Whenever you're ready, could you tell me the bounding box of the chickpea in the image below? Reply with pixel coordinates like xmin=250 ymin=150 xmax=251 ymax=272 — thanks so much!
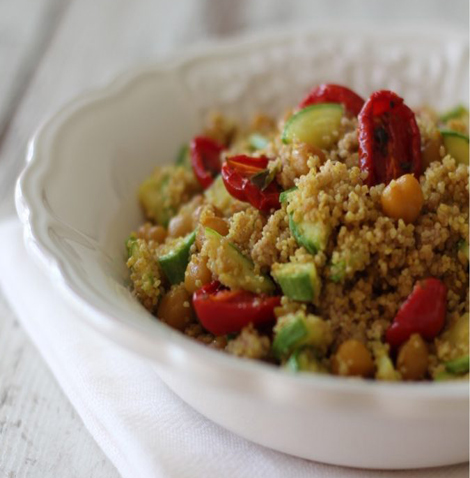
xmin=184 ymin=255 xmax=212 ymax=293
xmin=200 ymin=216 xmax=229 ymax=236
xmin=290 ymin=144 xmax=326 ymax=177
xmin=136 ymin=223 xmax=167 ymax=243
xmin=210 ymin=336 xmax=228 ymax=349
xmin=397 ymin=334 xmax=429 ymax=381
xmin=381 ymin=174 xmax=424 ymax=224
xmin=421 ymin=130 xmax=443 ymax=170
xmin=331 ymin=339 xmax=375 ymax=378
xmin=157 ymin=285 xmax=193 ymax=331
xmin=192 ymin=205 xmax=205 ymax=227
xmin=168 ymin=211 xmax=193 ymax=238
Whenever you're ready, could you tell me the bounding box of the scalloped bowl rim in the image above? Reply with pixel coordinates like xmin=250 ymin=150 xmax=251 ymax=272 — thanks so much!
xmin=15 ymin=25 xmax=469 ymax=410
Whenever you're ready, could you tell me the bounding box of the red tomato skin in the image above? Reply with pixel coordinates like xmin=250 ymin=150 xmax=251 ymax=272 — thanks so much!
xmin=221 ymin=155 xmax=280 ymax=213
xmin=358 ymin=90 xmax=422 ymax=186
xmin=193 ymin=281 xmax=280 ymax=336
xmin=190 ymin=136 xmax=225 ymax=189
xmin=299 ymin=83 xmax=365 ymax=116
xmin=386 ymin=278 xmax=447 ymax=349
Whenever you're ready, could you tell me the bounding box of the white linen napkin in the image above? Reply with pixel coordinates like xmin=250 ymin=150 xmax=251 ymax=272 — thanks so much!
xmin=0 ymin=217 xmax=467 ymax=478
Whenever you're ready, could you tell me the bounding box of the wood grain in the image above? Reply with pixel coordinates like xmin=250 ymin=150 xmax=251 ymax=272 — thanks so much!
xmin=0 ymin=296 xmax=118 ymax=478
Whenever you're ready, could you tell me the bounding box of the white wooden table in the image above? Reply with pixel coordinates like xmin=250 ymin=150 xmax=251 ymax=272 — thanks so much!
xmin=0 ymin=1 xmax=468 ymax=476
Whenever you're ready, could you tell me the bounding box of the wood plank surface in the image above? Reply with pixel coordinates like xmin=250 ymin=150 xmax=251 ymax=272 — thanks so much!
xmin=0 ymin=0 xmax=468 ymax=477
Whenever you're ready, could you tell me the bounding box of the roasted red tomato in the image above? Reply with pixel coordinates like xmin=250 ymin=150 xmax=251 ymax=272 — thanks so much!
xmin=193 ymin=281 xmax=281 ymax=335
xmin=221 ymin=155 xmax=281 ymax=212
xmin=190 ymin=136 xmax=225 ymax=189
xmin=299 ymin=83 xmax=365 ymax=116
xmin=386 ymin=278 xmax=447 ymax=349
xmin=358 ymin=90 xmax=422 ymax=186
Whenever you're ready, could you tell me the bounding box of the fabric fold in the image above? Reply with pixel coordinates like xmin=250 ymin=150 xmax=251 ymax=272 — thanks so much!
xmin=0 ymin=218 xmax=467 ymax=478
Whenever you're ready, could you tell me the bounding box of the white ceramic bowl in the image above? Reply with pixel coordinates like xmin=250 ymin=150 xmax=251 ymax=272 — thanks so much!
xmin=16 ymin=27 xmax=469 ymax=469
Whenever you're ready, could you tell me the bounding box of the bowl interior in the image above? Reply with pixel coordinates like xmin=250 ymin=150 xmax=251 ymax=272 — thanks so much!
xmin=18 ymin=26 xmax=469 ymax=381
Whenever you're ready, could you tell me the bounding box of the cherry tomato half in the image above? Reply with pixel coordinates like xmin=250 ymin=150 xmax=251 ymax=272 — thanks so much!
xmin=193 ymin=281 xmax=281 ymax=335
xmin=221 ymin=155 xmax=281 ymax=212
xmin=358 ymin=90 xmax=422 ymax=187
xmin=190 ymin=136 xmax=225 ymax=189
xmin=299 ymin=83 xmax=365 ymax=116
xmin=386 ymin=278 xmax=447 ymax=349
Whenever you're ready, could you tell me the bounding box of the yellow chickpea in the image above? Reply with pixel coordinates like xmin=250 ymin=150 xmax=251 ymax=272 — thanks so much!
xmin=381 ymin=174 xmax=424 ymax=224
xmin=201 ymin=216 xmax=229 ymax=236
xmin=331 ymin=339 xmax=375 ymax=378
xmin=136 ymin=223 xmax=167 ymax=243
xmin=168 ymin=211 xmax=193 ymax=238
xmin=157 ymin=285 xmax=193 ymax=331
xmin=397 ymin=334 xmax=429 ymax=381
xmin=421 ymin=130 xmax=443 ymax=170
xmin=184 ymin=255 xmax=212 ymax=293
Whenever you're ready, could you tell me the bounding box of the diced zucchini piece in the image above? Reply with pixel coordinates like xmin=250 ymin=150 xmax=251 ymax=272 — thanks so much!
xmin=289 ymin=214 xmax=331 ymax=255
xmin=273 ymin=312 xmax=332 ymax=360
xmin=249 ymin=133 xmax=269 ymax=151
xmin=329 ymin=260 xmax=346 ymax=283
xmin=204 ymin=227 xmax=275 ymax=294
xmin=440 ymin=129 xmax=469 ymax=165
xmin=279 ymin=186 xmax=298 ymax=204
xmin=439 ymin=313 xmax=469 ymax=358
xmin=175 ymin=144 xmax=191 ymax=170
xmin=139 ymin=174 xmax=174 ymax=227
xmin=126 ymin=234 xmax=138 ymax=258
xmin=375 ymin=353 xmax=400 ymax=381
xmin=282 ymin=187 xmax=330 ymax=255
xmin=329 ymin=248 xmax=367 ymax=283
xmin=458 ymin=239 xmax=469 ymax=261
xmin=285 ymin=346 xmax=326 ymax=373
xmin=440 ymin=105 xmax=469 ymax=123
xmin=445 ymin=355 xmax=469 ymax=375
xmin=272 ymin=262 xmax=321 ymax=302
xmin=282 ymin=103 xmax=343 ymax=149
xmin=204 ymin=175 xmax=234 ymax=212
xmin=434 ymin=370 xmax=456 ymax=381
xmin=158 ymin=231 xmax=196 ymax=285
xmin=281 ymin=186 xmax=330 ymax=254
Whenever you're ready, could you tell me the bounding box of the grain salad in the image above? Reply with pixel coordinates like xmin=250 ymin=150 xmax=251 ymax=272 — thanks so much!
xmin=126 ymin=84 xmax=469 ymax=381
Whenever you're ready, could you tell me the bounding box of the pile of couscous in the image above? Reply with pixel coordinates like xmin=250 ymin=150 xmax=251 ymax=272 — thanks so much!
xmin=126 ymin=84 xmax=469 ymax=381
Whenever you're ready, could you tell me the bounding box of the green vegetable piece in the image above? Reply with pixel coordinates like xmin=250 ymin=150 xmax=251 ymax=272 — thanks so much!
xmin=139 ymin=174 xmax=175 ymax=227
xmin=288 ymin=214 xmax=331 ymax=255
xmin=445 ymin=355 xmax=469 ymax=375
xmin=204 ymin=175 xmax=234 ymax=212
xmin=375 ymin=353 xmax=400 ymax=381
xmin=126 ymin=234 xmax=138 ymax=258
xmin=434 ymin=370 xmax=455 ymax=381
xmin=249 ymin=133 xmax=269 ymax=151
xmin=250 ymin=167 xmax=277 ymax=191
xmin=273 ymin=317 xmax=309 ymax=360
xmin=204 ymin=227 xmax=275 ymax=294
xmin=285 ymin=346 xmax=326 ymax=373
xmin=281 ymin=186 xmax=330 ymax=254
xmin=440 ymin=129 xmax=469 ymax=165
xmin=158 ymin=231 xmax=196 ymax=285
xmin=440 ymin=105 xmax=469 ymax=123
xmin=438 ymin=313 xmax=469 ymax=359
xmin=272 ymin=262 xmax=321 ymax=302
xmin=329 ymin=260 xmax=346 ymax=283
xmin=273 ymin=312 xmax=332 ymax=360
xmin=279 ymin=187 xmax=298 ymax=204
xmin=175 ymin=144 xmax=191 ymax=169
xmin=282 ymin=103 xmax=344 ymax=149
xmin=458 ymin=239 xmax=469 ymax=261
